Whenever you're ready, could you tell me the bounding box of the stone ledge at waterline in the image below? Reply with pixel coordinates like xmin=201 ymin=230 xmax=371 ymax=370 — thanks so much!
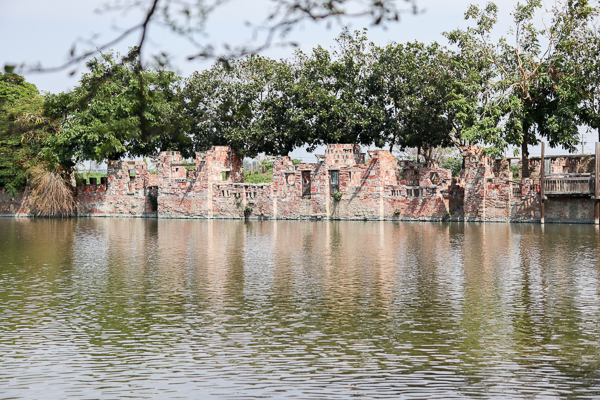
xmin=2 ymin=144 xmax=599 ymax=223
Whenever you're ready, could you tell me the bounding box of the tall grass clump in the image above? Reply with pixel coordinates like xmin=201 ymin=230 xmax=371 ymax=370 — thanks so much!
xmin=27 ymin=167 xmax=75 ymax=217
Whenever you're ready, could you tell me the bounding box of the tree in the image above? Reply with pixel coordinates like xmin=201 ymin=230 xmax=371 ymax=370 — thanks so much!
xmin=443 ymin=14 xmax=502 ymax=153
xmin=572 ymin=21 xmax=600 ymax=142
xmin=44 ymin=48 xmax=184 ymax=167
xmin=371 ymin=41 xmax=459 ymax=160
xmin=0 ymin=73 xmax=57 ymax=195
xmin=297 ymin=29 xmax=377 ymax=148
xmin=182 ymin=32 xmax=378 ymax=158
xmin=252 ymin=56 xmax=320 ymax=155
xmin=182 ymin=55 xmax=280 ymax=158
xmin=448 ymin=1 xmax=595 ymax=177
xmin=4 ymin=1 xmax=422 ymax=160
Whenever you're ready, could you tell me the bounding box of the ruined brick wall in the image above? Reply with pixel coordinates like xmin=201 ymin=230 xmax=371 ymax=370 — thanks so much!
xmin=210 ymin=183 xmax=273 ymax=218
xmin=458 ymin=147 xmax=494 ymax=219
xmin=4 ymin=144 xmax=599 ymax=223
xmin=325 ymin=144 xmax=364 ymax=167
xmin=196 ymin=146 xmax=243 ymax=184
xmin=383 ymin=158 xmax=453 ymax=220
xmin=156 ymin=147 xmax=244 ymax=218
xmin=77 ymin=160 xmax=156 ymax=216
xmin=271 ymin=157 xmax=316 ymax=218
xmin=157 ymin=151 xmax=209 ymax=217
xmin=0 ymin=188 xmax=30 ymax=215
xmin=545 ymin=197 xmax=595 ymax=222
xmin=520 ymin=155 xmax=595 ymax=179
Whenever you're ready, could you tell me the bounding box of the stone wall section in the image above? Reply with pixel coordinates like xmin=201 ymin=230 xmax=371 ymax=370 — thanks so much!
xmin=2 ymin=144 xmax=600 ymax=223
xmin=0 ymin=188 xmax=31 ymax=216
xmin=77 ymin=160 xmax=156 ymax=216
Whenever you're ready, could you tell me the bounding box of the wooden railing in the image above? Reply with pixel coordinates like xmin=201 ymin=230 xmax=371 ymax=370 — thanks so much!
xmin=544 ymin=174 xmax=594 ymax=195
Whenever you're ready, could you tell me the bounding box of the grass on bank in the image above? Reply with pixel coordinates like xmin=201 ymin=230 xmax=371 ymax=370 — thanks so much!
xmin=75 ymin=172 xmax=108 ymax=185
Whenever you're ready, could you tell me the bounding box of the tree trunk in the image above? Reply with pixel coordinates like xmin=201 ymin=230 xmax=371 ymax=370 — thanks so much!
xmin=521 ymin=134 xmax=530 ymax=179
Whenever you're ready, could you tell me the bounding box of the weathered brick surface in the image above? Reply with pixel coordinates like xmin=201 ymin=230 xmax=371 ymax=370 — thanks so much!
xmin=77 ymin=160 xmax=156 ymax=216
xmin=2 ymin=144 xmax=599 ymax=223
xmin=0 ymin=188 xmax=31 ymax=216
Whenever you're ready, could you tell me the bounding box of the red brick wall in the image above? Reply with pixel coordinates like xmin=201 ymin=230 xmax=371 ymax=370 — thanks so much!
xmin=1 ymin=144 xmax=597 ymax=223
xmin=77 ymin=160 xmax=156 ymax=216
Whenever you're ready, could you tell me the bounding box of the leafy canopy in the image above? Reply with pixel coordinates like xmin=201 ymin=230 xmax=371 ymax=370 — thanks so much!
xmin=44 ymin=48 xmax=184 ymax=165
xmin=0 ymin=73 xmax=57 ymax=195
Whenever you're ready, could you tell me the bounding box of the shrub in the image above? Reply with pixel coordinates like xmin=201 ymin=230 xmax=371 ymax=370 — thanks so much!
xmin=244 ymin=170 xmax=273 ymax=183
xmin=26 ymin=167 xmax=75 ymax=217
xmin=332 ymin=191 xmax=343 ymax=201
xmin=510 ymin=164 xmax=519 ymax=179
xmin=394 ymin=209 xmax=401 ymax=216
xmin=244 ymin=205 xmax=253 ymax=217
xmin=442 ymin=157 xmax=463 ymax=177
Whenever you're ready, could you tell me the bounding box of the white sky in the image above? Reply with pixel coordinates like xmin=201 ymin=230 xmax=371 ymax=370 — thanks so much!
xmin=1 ymin=0 xmax=595 ymax=160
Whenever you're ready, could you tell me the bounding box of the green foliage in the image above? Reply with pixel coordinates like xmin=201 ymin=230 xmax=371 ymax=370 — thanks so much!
xmin=244 ymin=205 xmax=253 ymax=217
xmin=292 ymin=159 xmax=302 ymax=165
xmin=244 ymin=170 xmax=273 ymax=184
xmin=445 ymin=1 xmax=595 ymax=176
xmin=442 ymin=157 xmax=462 ymax=177
xmin=332 ymin=191 xmax=343 ymax=201
xmin=44 ymin=48 xmax=184 ymax=167
xmin=75 ymin=171 xmax=107 ymax=185
xmin=243 ymin=159 xmax=274 ymax=183
xmin=372 ymin=40 xmax=462 ymax=154
xmin=0 ymin=72 xmax=57 ymax=195
xmin=510 ymin=164 xmax=520 ymax=179
xmin=569 ymin=9 xmax=600 ymax=141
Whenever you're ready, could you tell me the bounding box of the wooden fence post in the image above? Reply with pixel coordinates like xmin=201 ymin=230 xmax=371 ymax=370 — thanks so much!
xmin=540 ymin=142 xmax=545 ymax=224
xmin=595 ymin=142 xmax=599 ymax=225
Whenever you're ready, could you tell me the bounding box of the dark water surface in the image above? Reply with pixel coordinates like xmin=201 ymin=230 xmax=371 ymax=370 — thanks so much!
xmin=1 ymin=219 xmax=600 ymax=399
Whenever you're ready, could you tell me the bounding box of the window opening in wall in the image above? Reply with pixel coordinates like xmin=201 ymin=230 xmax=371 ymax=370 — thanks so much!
xmin=127 ymin=169 xmax=136 ymax=193
xmin=285 ymin=173 xmax=296 ymax=185
xmin=222 ymin=171 xmax=230 ymax=181
xmin=302 ymin=171 xmax=311 ymax=198
xmin=330 ymin=170 xmax=339 ymax=193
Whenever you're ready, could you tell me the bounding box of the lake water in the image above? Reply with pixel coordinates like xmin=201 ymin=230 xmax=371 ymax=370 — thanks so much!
xmin=1 ymin=219 xmax=600 ymax=399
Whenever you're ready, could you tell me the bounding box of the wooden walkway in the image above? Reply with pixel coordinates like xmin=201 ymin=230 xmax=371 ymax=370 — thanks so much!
xmin=539 ymin=142 xmax=600 ymax=224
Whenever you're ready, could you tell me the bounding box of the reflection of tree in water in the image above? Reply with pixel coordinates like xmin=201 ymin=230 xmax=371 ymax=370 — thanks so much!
xmin=4 ymin=219 xmax=600 ymax=397
xmin=0 ymin=219 xmax=76 ymax=329
xmin=508 ymin=224 xmax=600 ymax=390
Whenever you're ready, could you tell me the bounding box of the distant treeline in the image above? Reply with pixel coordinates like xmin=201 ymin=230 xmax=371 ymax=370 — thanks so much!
xmin=2 ymin=0 xmax=600 ymax=195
